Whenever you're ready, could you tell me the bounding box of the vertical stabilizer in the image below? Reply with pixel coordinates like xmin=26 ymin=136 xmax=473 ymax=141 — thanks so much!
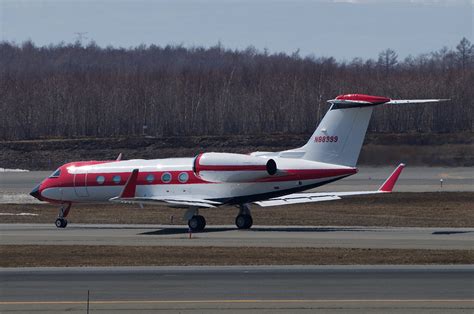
xmin=301 ymin=94 xmax=390 ymax=167
xmin=302 ymin=106 xmax=373 ymax=167
xmin=298 ymin=94 xmax=448 ymax=167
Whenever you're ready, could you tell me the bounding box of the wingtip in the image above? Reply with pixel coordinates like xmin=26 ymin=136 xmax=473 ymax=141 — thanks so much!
xmin=119 ymin=169 xmax=139 ymax=198
xmin=378 ymin=163 xmax=406 ymax=192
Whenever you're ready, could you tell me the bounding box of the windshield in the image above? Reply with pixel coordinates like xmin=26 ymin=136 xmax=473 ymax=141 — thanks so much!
xmin=49 ymin=169 xmax=61 ymax=178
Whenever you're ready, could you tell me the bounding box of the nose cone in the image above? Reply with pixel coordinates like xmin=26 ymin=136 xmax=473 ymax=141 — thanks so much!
xmin=30 ymin=184 xmax=42 ymax=200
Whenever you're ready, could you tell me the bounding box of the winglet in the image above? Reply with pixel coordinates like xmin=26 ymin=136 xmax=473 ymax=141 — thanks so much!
xmin=378 ymin=163 xmax=405 ymax=192
xmin=120 ymin=169 xmax=139 ymax=198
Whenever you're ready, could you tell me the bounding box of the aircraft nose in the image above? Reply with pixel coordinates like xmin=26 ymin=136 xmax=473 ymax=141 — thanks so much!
xmin=30 ymin=184 xmax=42 ymax=200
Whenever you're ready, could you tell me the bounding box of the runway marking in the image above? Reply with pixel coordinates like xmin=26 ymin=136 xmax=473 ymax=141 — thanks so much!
xmin=1 ymin=299 xmax=474 ymax=305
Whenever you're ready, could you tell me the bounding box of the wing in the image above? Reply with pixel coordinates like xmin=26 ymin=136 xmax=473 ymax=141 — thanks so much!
xmin=108 ymin=168 xmax=222 ymax=208
xmin=110 ymin=196 xmax=222 ymax=208
xmin=254 ymin=163 xmax=405 ymax=207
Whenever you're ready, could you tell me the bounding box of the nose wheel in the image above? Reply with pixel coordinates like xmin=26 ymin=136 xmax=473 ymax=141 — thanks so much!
xmin=55 ymin=203 xmax=71 ymax=229
xmin=55 ymin=218 xmax=68 ymax=228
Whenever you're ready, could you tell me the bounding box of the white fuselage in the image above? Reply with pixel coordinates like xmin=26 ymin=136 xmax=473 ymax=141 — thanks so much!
xmin=39 ymin=156 xmax=357 ymax=205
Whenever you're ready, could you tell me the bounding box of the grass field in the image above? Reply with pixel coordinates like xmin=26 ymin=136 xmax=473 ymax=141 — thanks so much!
xmin=1 ymin=245 xmax=472 ymax=267
xmin=2 ymin=192 xmax=473 ymax=227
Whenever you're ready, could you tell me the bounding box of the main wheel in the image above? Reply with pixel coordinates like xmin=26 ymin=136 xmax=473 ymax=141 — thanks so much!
xmin=188 ymin=215 xmax=206 ymax=231
xmin=235 ymin=214 xmax=253 ymax=229
xmin=197 ymin=215 xmax=206 ymax=230
xmin=55 ymin=218 xmax=67 ymax=228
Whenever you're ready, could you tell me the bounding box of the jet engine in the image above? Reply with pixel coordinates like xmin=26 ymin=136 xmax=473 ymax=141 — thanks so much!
xmin=193 ymin=152 xmax=277 ymax=183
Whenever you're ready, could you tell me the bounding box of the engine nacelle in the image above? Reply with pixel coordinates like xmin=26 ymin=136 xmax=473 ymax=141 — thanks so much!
xmin=193 ymin=152 xmax=277 ymax=183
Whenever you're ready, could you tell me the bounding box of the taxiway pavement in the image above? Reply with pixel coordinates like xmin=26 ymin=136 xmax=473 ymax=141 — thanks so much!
xmin=1 ymin=223 xmax=473 ymax=250
xmin=0 ymin=266 xmax=472 ymax=313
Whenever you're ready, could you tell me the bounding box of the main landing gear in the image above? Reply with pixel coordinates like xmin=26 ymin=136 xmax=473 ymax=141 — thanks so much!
xmin=185 ymin=207 xmax=206 ymax=232
xmin=184 ymin=204 xmax=254 ymax=232
xmin=55 ymin=203 xmax=71 ymax=228
xmin=235 ymin=204 xmax=253 ymax=229
xmin=188 ymin=215 xmax=206 ymax=232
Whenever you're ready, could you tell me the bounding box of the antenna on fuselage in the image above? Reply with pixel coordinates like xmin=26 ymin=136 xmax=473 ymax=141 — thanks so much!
xmin=116 ymin=153 xmax=123 ymax=161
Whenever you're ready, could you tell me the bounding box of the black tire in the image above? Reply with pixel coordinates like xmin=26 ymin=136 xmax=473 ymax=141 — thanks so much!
xmin=55 ymin=218 xmax=67 ymax=228
xmin=188 ymin=215 xmax=206 ymax=232
xmin=197 ymin=215 xmax=206 ymax=231
xmin=236 ymin=214 xmax=253 ymax=229
xmin=244 ymin=215 xmax=253 ymax=229
xmin=188 ymin=216 xmax=200 ymax=231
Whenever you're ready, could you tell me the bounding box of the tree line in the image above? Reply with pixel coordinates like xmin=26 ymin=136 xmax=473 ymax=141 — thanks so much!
xmin=0 ymin=38 xmax=472 ymax=141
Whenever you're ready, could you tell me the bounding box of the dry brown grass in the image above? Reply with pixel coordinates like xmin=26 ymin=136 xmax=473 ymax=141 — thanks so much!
xmin=1 ymin=245 xmax=472 ymax=267
xmin=2 ymin=192 xmax=473 ymax=227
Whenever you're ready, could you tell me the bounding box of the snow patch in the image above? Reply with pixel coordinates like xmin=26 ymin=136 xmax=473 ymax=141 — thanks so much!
xmin=0 ymin=168 xmax=30 ymax=172
xmin=0 ymin=212 xmax=39 ymax=216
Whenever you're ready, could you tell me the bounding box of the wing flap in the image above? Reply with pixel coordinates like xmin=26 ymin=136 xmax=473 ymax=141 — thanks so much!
xmin=255 ymin=195 xmax=341 ymax=207
xmin=110 ymin=195 xmax=221 ymax=208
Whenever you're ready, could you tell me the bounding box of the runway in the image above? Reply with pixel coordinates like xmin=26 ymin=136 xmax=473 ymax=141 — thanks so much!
xmin=1 ymin=266 xmax=472 ymax=313
xmin=1 ymin=167 xmax=473 ymax=203
xmin=1 ymin=223 xmax=473 ymax=250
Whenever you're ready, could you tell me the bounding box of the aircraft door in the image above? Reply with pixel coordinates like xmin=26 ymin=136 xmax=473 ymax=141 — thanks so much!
xmin=74 ymin=172 xmax=89 ymax=197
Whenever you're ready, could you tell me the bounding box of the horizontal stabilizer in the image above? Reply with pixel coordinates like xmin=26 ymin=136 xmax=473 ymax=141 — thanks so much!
xmin=329 ymin=94 xmax=449 ymax=108
xmin=386 ymin=99 xmax=450 ymax=105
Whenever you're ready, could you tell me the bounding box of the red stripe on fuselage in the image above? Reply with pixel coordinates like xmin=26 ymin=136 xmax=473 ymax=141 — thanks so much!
xmin=40 ymin=166 xmax=356 ymax=190
xmin=197 ymin=165 xmax=268 ymax=172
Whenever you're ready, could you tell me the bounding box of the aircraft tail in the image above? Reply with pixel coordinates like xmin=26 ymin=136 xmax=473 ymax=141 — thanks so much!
xmin=299 ymin=94 xmax=448 ymax=167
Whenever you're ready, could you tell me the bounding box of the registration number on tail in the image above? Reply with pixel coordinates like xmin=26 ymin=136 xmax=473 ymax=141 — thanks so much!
xmin=314 ymin=136 xmax=338 ymax=143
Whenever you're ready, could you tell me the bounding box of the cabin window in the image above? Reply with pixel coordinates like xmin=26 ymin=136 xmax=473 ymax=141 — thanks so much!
xmin=96 ymin=175 xmax=105 ymax=185
xmin=161 ymin=172 xmax=172 ymax=183
xmin=49 ymin=169 xmax=61 ymax=178
xmin=178 ymin=172 xmax=189 ymax=183
xmin=146 ymin=174 xmax=155 ymax=183
xmin=112 ymin=175 xmax=121 ymax=184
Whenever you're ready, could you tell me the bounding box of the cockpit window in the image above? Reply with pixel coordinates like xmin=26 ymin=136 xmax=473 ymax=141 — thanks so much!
xmin=49 ymin=169 xmax=61 ymax=178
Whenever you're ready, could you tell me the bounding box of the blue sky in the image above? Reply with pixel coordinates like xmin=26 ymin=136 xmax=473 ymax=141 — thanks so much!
xmin=1 ymin=0 xmax=472 ymax=60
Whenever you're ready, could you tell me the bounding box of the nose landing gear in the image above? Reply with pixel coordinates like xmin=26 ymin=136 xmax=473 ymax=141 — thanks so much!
xmin=55 ymin=203 xmax=71 ymax=228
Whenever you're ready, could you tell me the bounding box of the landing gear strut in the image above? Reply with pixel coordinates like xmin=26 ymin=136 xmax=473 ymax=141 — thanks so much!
xmin=235 ymin=204 xmax=253 ymax=229
xmin=55 ymin=203 xmax=71 ymax=228
xmin=185 ymin=207 xmax=206 ymax=232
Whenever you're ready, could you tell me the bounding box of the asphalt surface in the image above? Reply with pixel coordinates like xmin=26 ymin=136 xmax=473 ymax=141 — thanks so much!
xmin=1 ymin=167 xmax=473 ymax=204
xmin=1 ymin=223 xmax=473 ymax=250
xmin=0 ymin=266 xmax=472 ymax=313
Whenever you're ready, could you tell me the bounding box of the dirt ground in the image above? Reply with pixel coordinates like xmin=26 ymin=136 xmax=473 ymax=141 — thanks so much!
xmin=1 ymin=192 xmax=473 ymax=227
xmin=1 ymin=245 xmax=472 ymax=267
